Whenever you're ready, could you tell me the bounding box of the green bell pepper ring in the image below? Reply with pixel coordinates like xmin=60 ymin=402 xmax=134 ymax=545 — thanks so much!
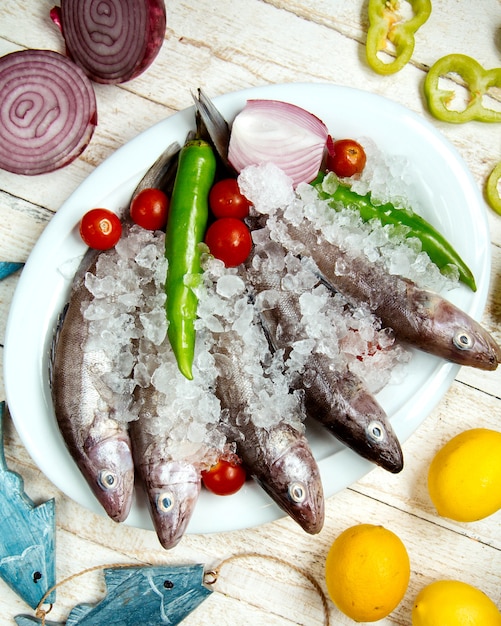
xmin=486 ymin=161 xmax=501 ymax=215
xmin=312 ymin=173 xmax=477 ymax=292
xmin=424 ymin=54 xmax=501 ymax=123
xmin=366 ymin=0 xmax=431 ymax=75
xmin=165 ymin=138 xmax=216 ymax=380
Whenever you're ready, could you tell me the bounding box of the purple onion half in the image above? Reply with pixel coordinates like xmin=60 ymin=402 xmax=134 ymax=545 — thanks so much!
xmin=0 ymin=49 xmax=97 ymax=176
xmin=58 ymin=0 xmax=167 ymax=84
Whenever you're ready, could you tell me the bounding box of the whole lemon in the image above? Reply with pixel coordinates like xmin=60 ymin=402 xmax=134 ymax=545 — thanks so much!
xmin=427 ymin=428 xmax=501 ymax=522
xmin=412 ymin=580 xmax=501 ymax=625
xmin=325 ymin=523 xmax=410 ymax=622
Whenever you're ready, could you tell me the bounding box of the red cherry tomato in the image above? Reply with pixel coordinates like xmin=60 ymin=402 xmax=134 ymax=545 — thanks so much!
xmin=204 ymin=217 xmax=253 ymax=267
xmin=325 ymin=137 xmax=367 ymax=178
xmin=79 ymin=208 xmax=122 ymax=250
xmin=130 ymin=187 xmax=169 ymax=231
xmin=209 ymin=178 xmax=251 ymax=219
xmin=201 ymin=459 xmax=246 ymax=496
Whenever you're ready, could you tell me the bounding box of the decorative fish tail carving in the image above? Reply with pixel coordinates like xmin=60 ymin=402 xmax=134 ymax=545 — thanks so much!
xmin=0 ymin=401 xmax=56 ymax=609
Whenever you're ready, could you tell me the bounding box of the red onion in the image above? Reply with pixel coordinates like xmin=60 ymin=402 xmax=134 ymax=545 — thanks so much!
xmin=228 ymin=99 xmax=329 ymax=187
xmin=0 ymin=49 xmax=97 ymax=176
xmin=56 ymin=0 xmax=167 ymax=84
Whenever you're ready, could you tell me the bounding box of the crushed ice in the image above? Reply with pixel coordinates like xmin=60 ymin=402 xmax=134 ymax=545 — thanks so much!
xmin=78 ymin=145 xmax=459 ymax=467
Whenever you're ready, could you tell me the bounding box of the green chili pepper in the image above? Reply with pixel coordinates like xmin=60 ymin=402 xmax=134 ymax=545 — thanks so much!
xmin=366 ymin=0 xmax=431 ymax=75
xmin=312 ymin=173 xmax=477 ymax=291
xmin=424 ymin=54 xmax=501 ymax=123
xmin=165 ymin=138 xmax=216 ymax=380
xmin=486 ymin=161 xmax=501 ymax=215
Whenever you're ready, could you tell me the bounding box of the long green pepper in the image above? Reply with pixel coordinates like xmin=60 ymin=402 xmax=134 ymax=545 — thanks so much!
xmin=312 ymin=174 xmax=477 ymax=292
xmin=165 ymin=139 xmax=216 ymax=380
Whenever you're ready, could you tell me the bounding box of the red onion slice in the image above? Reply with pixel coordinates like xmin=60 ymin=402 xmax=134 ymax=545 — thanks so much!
xmin=59 ymin=0 xmax=167 ymax=84
xmin=228 ymin=99 xmax=329 ymax=187
xmin=0 ymin=49 xmax=97 ymax=176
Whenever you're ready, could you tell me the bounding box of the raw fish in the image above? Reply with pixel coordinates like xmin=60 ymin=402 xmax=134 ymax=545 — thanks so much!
xmin=246 ymin=237 xmax=403 ymax=472
xmin=50 ymin=248 xmax=135 ymax=523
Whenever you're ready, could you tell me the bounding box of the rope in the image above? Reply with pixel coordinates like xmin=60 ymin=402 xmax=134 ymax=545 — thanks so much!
xmin=205 ymin=551 xmax=330 ymax=626
xmin=34 ymin=563 xmax=139 ymax=625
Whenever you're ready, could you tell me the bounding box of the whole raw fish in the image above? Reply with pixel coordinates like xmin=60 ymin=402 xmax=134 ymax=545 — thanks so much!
xmin=246 ymin=237 xmax=404 ymax=473
xmin=130 ymin=386 xmax=202 ymax=550
xmin=50 ymin=247 xmax=135 ymax=523
xmin=212 ymin=330 xmax=324 ymax=534
xmin=278 ymin=215 xmax=501 ymax=370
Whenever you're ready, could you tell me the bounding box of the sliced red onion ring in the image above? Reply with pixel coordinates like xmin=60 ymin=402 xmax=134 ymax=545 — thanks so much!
xmin=228 ymin=99 xmax=329 ymax=187
xmin=57 ymin=0 xmax=167 ymax=84
xmin=0 ymin=49 xmax=97 ymax=176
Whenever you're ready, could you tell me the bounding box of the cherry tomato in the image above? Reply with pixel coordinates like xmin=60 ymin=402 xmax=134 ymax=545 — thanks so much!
xmin=79 ymin=208 xmax=122 ymax=250
xmin=325 ymin=137 xmax=367 ymax=178
xmin=130 ymin=187 xmax=169 ymax=231
xmin=204 ymin=217 xmax=253 ymax=267
xmin=201 ymin=459 xmax=246 ymax=496
xmin=209 ymin=178 xmax=251 ymax=219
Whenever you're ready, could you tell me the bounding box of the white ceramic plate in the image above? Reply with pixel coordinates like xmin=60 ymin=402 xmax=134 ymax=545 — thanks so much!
xmin=4 ymin=83 xmax=491 ymax=535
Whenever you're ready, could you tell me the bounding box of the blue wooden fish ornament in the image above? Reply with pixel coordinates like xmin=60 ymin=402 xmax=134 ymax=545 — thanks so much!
xmin=0 ymin=401 xmax=56 ymax=609
xmin=15 ymin=564 xmax=213 ymax=626
xmin=0 ymin=261 xmax=23 ymax=280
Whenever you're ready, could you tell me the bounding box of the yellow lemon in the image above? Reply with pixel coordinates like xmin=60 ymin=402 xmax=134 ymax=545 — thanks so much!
xmin=427 ymin=428 xmax=501 ymax=522
xmin=412 ymin=580 xmax=501 ymax=625
xmin=325 ymin=523 xmax=410 ymax=622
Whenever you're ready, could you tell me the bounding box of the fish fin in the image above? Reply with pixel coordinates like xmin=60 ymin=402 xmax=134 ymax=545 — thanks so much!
xmin=66 ymin=603 xmax=95 ymax=625
xmin=0 ymin=261 xmax=23 ymax=280
xmin=103 ymin=566 xmax=141 ymax=593
xmin=33 ymin=497 xmax=56 ymax=524
xmin=192 ymin=89 xmax=236 ymax=175
xmin=132 ymin=141 xmax=181 ymax=199
xmin=15 ymin=616 xmax=61 ymax=626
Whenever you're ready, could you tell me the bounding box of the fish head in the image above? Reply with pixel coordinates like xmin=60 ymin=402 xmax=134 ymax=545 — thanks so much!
xmin=312 ymin=371 xmax=404 ymax=474
xmin=258 ymin=425 xmax=324 ymax=534
xmin=361 ymin=417 xmax=403 ymax=473
xmin=83 ymin=434 xmax=135 ymax=523
xmin=426 ymin=295 xmax=501 ymax=370
xmin=1 ymin=541 xmax=56 ymax=610
xmin=142 ymin=460 xmax=201 ymax=550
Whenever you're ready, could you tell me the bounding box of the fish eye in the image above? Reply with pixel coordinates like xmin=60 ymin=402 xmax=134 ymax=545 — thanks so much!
xmin=157 ymin=491 xmax=174 ymax=513
xmin=164 ymin=580 xmax=174 ymax=589
xmin=288 ymin=482 xmax=306 ymax=503
xmin=453 ymin=330 xmax=474 ymax=351
xmin=33 ymin=571 xmax=42 ymax=584
xmin=98 ymin=470 xmax=117 ymax=491
xmin=367 ymin=421 xmax=386 ymax=443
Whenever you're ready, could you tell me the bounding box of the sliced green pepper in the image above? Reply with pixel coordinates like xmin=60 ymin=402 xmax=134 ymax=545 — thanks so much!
xmin=165 ymin=138 xmax=216 ymax=380
xmin=366 ymin=0 xmax=431 ymax=75
xmin=312 ymin=173 xmax=476 ymax=291
xmin=486 ymin=161 xmax=501 ymax=215
xmin=424 ymin=54 xmax=501 ymax=123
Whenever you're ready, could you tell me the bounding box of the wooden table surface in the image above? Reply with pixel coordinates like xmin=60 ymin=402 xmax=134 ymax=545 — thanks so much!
xmin=1 ymin=1 xmax=500 ymax=624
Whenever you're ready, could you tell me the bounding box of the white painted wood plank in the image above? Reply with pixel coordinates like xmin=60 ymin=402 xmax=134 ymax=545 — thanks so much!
xmin=1 ymin=0 xmax=500 ymax=623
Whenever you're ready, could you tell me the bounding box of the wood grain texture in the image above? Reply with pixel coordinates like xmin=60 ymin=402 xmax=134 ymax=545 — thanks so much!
xmin=0 ymin=0 xmax=500 ymax=624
